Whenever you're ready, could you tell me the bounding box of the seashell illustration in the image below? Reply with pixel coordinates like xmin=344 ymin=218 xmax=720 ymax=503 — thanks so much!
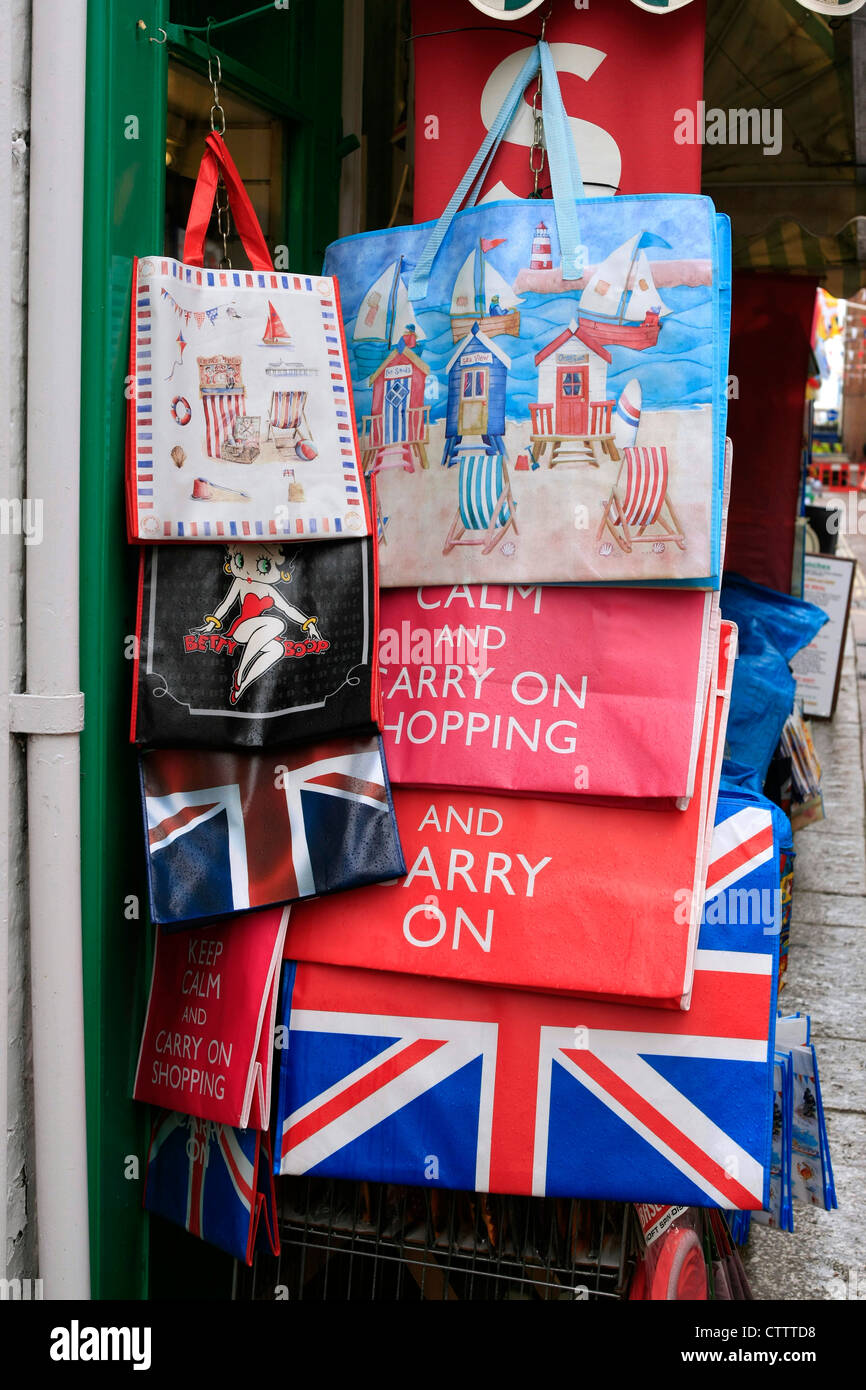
xmin=171 ymin=445 xmax=186 ymax=469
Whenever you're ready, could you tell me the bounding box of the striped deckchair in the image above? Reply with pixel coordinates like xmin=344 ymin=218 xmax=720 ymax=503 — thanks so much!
xmin=443 ymin=452 xmax=517 ymax=557
xmin=596 ymin=445 xmax=685 ymax=554
xmin=267 ymin=390 xmax=311 ymax=447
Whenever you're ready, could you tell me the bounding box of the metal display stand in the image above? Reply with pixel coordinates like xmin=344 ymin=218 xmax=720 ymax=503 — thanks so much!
xmin=237 ymin=1180 xmax=635 ymax=1301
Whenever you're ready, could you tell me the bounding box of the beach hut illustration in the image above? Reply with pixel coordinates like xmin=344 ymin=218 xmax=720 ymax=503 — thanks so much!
xmin=359 ymin=342 xmax=431 ymax=473
xmin=197 ymin=354 xmax=247 ymax=459
xmin=530 ymin=319 xmax=621 ymax=468
xmin=441 ymin=324 xmax=510 ymax=468
xmin=442 ymin=452 xmax=517 ymax=557
xmin=596 ymin=445 xmax=685 ymax=554
xmin=266 ymin=389 xmax=313 ymax=450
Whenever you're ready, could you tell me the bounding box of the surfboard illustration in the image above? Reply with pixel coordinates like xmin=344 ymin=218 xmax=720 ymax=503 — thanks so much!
xmin=613 ymin=377 xmax=642 ymax=451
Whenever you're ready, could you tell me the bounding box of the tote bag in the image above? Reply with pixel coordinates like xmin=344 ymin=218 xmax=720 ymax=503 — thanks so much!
xmin=144 ymin=1111 xmax=279 ymax=1265
xmin=323 ymin=43 xmax=730 ymax=587
xmin=276 ymin=791 xmax=779 ymax=1204
xmin=133 ymin=906 xmax=289 ymax=1128
xmin=126 ymin=132 xmax=371 ymax=543
xmin=139 ymin=736 xmax=405 ymax=927
xmin=379 ymin=584 xmax=717 ymax=802
xmin=131 ymin=536 xmax=380 ymax=748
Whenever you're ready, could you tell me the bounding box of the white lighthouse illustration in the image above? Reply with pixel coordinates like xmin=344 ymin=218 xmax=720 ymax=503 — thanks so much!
xmin=530 ymin=221 xmax=553 ymax=272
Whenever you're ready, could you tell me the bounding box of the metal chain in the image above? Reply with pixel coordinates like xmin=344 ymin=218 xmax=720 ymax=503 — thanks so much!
xmin=529 ymin=77 xmax=545 ymax=196
xmin=208 ymin=52 xmax=232 ymax=268
xmin=528 ymin=3 xmax=553 ymax=198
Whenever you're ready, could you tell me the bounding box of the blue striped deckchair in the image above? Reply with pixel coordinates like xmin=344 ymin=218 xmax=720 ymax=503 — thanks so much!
xmin=443 ymin=452 xmax=517 ymax=557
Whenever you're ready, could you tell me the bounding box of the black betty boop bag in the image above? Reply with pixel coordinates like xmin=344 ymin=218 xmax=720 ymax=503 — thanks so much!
xmin=131 ymin=536 xmax=380 ymax=748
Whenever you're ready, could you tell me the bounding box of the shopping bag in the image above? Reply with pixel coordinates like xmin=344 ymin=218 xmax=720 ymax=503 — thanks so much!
xmin=139 ymin=736 xmax=404 ymax=926
xmin=143 ymin=1111 xmax=279 ymax=1265
xmin=283 ymin=622 xmax=735 ymax=1009
xmin=324 ymin=42 xmax=730 ymax=587
xmin=379 ymin=584 xmax=716 ymax=801
xmin=133 ymin=906 xmax=288 ymax=1127
xmin=275 ymin=820 xmax=779 ymax=1204
xmin=131 ymin=536 xmax=380 ymax=748
xmin=126 ymin=132 xmax=370 ymax=543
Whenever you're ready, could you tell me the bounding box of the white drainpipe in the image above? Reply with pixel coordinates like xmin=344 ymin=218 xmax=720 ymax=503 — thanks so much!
xmin=14 ymin=0 xmax=90 ymax=1298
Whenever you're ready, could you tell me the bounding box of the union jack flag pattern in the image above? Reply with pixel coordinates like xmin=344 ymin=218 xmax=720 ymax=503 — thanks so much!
xmin=276 ymin=789 xmax=780 ymax=1206
xmin=139 ymin=735 xmax=405 ymax=925
xmin=144 ymin=1111 xmax=279 ymax=1265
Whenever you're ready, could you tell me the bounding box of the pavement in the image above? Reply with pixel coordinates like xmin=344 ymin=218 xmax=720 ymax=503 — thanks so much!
xmin=742 ymin=523 xmax=866 ymax=1300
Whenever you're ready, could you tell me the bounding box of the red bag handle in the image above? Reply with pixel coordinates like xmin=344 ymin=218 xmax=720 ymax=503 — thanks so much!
xmin=183 ymin=132 xmax=273 ymax=272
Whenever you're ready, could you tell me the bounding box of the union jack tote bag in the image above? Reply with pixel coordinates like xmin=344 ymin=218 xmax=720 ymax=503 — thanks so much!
xmin=126 ymin=132 xmax=370 ymax=543
xmin=324 ymin=42 xmax=730 ymax=587
xmin=131 ymin=536 xmax=380 ymax=749
xmin=276 ymin=786 xmax=781 ymax=1204
xmin=144 ymin=1111 xmax=279 ymax=1265
xmin=139 ymin=736 xmax=405 ymax=927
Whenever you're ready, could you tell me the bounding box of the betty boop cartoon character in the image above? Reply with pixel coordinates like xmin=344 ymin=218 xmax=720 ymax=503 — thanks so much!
xmin=191 ymin=543 xmax=322 ymax=704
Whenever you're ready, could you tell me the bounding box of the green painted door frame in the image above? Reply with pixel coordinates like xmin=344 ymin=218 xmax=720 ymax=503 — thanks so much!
xmin=81 ymin=0 xmax=345 ymax=1299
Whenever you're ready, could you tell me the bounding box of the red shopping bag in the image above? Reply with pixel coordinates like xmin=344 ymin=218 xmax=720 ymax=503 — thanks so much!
xmin=134 ymin=906 xmax=288 ymax=1127
xmin=380 ymin=585 xmax=716 ymax=801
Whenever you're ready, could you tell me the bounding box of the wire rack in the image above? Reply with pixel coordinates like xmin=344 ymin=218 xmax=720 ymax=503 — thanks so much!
xmin=237 ymin=1178 xmax=635 ymax=1301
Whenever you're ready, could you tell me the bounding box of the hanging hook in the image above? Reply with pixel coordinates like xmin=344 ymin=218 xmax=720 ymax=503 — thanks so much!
xmin=147 ymin=26 xmax=167 ymax=45
xmin=538 ymin=2 xmax=554 ymax=43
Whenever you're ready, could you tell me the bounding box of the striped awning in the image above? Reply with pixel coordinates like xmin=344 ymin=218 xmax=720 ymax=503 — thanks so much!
xmin=733 ymin=218 xmax=866 ymax=297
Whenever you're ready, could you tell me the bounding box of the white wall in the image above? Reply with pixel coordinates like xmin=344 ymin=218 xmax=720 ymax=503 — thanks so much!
xmin=2 ymin=0 xmax=36 ymax=1283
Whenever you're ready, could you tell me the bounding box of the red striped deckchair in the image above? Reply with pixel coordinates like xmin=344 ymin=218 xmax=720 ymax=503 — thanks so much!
xmin=267 ymin=390 xmax=311 ymax=447
xmin=597 ymin=445 xmax=686 ymax=554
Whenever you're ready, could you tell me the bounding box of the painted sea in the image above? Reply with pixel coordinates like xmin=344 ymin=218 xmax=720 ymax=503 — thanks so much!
xmin=325 ymin=194 xmax=724 ymax=431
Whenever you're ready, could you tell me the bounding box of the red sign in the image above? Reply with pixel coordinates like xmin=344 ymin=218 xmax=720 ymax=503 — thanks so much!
xmin=412 ymin=0 xmax=706 ymax=223
xmin=285 ymin=622 xmax=735 ymax=1009
xmin=380 ymin=585 xmax=715 ymax=801
xmin=133 ymin=907 xmax=289 ymax=1128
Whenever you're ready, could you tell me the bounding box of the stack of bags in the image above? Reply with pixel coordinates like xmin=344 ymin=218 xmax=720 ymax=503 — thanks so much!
xmin=126 ymin=57 xmax=788 ymax=1264
xmin=125 ymin=135 xmax=406 ymax=1262
xmin=272 ymin=45 xmax=784 ymax=1233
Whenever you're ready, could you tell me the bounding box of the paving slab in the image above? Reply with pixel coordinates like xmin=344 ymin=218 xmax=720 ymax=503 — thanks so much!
xmin=744 ymin=1111 xmax=866 ymax=1301
xmin=745 ymin=528 xmax=866 ymax=1299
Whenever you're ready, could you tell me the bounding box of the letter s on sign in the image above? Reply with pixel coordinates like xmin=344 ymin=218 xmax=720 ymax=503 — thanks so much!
xmin=478 ymin=43 xmax=621 ymax=202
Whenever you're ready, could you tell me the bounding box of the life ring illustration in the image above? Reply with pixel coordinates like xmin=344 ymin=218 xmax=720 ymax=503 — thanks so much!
xmin=170 ymin=395 xmax=192 ymax=426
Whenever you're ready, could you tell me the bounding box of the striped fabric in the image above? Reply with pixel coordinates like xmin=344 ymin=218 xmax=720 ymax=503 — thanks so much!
xmin=458 ymin=453 xmax=510 ymax=530
xmin=201 ymin=393 xmax=246 ymax=459
xmin=269 ymin=390 xmax=307 ymax=431
xmin=733 ymin=219 xmax=863 ymax=300
xmin=622 ymin=446 xmax=668 ymax=527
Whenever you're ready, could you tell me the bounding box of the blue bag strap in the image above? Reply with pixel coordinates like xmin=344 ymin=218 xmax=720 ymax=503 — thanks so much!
xmin=539 ymin=41 xmax=584 ymax=280
xmin=408 ymin=45 xmax=541 ymax=304
xmin=408 ymin=42 xmax=586 ymax=302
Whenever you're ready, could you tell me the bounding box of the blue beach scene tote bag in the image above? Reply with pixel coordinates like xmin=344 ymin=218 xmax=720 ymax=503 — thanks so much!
xmin=324 ymin=42 xmax=730 ymax=588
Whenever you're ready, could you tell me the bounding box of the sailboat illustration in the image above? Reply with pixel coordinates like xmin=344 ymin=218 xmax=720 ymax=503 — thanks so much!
xmin=261 ymin=300 xmax=292 ymax=346
xmin=576 ymin=232 xmax=671 ymax=354
xmin=449 ymin=238 xmax=523 ymax=344
xmin=353 ymin=257 xmax=426 ymax=379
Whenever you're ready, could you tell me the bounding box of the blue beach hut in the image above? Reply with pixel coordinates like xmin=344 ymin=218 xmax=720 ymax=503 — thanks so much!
xmin=441 ymin=323 xmax=510 ymax=468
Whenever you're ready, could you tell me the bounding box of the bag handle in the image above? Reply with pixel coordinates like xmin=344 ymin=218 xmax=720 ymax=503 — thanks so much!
xmin=408 ymin=42 xmax=584 ymax=304
xmin=183 ymin=132 xmax=273 ymax=272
